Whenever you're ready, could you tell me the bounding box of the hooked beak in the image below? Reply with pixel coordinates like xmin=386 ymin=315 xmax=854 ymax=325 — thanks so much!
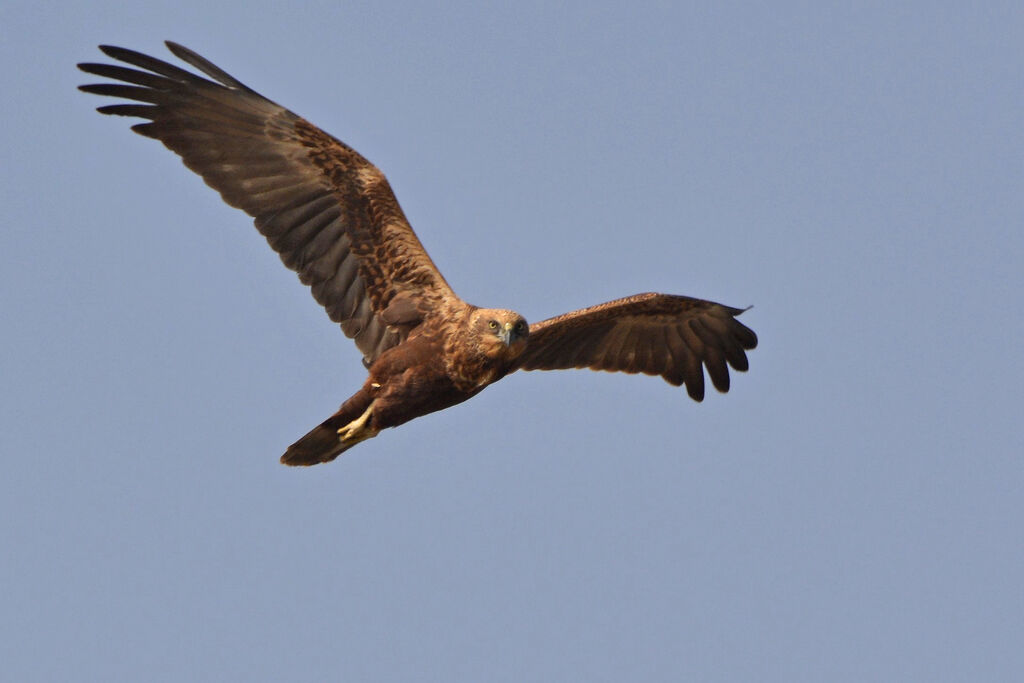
xmin=498 ymin=321 xmax=521 ymax=347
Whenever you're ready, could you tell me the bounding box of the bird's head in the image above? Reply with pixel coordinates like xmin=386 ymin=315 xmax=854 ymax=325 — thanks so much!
xmin=471 ymin=308 xmax=529 ymax=361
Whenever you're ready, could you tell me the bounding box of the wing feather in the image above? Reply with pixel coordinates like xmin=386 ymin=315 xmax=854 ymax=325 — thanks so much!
xmin=79 ymin=42 xmax=457 ymax=364
xmin=632 ymin=328 xmax=655 ymax=375
xmin=701 ymin=341 xmax=730 ymax=393
xmin=514 ymin=293 xmax=756 ymax=401
xmin=593 ymin=326 xmax=624 ymax=371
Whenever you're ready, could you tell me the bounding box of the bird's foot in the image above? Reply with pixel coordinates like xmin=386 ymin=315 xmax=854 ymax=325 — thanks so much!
xmin=337 ymin=401 xmax=379 ymax=447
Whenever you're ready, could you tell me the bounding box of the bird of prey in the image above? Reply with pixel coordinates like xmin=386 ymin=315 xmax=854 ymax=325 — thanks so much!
xmin=78 ymin=42 xmax=758 ymax=466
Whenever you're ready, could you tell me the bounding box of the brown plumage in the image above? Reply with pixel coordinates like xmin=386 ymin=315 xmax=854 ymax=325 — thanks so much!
xmin=79 ymin=42 xmax=758 ymax=466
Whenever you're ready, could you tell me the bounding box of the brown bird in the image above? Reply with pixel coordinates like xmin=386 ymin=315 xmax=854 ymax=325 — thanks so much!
xmin=78 ymin=42 xmax=758 ymax=466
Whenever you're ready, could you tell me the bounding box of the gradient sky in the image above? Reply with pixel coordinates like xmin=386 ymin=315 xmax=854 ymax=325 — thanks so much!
xmin=3 ymin=1 xmax=1023 ymax=681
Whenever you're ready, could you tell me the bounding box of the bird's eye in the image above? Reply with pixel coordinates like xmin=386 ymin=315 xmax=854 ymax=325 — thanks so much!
xmin=515 ymin=321 xmax=525 ymax=334
xmin=488 ymin=320 xmax=498 ymax=330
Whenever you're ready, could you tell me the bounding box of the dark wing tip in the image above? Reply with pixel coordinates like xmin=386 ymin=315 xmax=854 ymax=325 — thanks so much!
xmin=93 ymin=103 xmax=156 ymax=119
xmin=733 ymin=316 xmax=758 ymax=350
xmin=163 ymin=40 xmax=249 ymax=89
xmin=84 ymin=43 xmax=213 ymax=86
xmin=97 ymin=44 xmax=138 ymax=61
xmin=721 ymin=304 xmax=758 ymax=351
xmin=742 ymin=327 xmax=758 ymax=350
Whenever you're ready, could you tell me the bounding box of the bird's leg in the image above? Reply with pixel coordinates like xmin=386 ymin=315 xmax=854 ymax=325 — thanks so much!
xmin=336 ymin=400 xmax=379 ymax=447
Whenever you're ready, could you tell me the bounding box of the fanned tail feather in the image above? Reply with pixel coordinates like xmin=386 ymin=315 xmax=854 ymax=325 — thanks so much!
xmin=281 ymin=392 xmax=372 ymax=466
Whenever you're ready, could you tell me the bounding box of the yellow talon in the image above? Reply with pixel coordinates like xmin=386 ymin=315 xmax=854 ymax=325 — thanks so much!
xmin=337 ymin=400 xmax=379 ymax=446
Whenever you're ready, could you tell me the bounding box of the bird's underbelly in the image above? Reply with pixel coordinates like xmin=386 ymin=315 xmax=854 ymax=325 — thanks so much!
xmin=371 ymin=370 xmax=483 ymax=430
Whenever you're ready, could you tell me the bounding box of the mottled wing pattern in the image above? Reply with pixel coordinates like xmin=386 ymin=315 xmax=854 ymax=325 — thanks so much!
xmin=514 ymin=293 xmax=757 ymax=401
xmin=78 ymin=42 xmax=455 ymax=363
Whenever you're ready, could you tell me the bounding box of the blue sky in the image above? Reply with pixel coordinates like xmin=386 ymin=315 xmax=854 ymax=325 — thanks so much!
xmin=2 ymin=1 xmax=1022 ymax=681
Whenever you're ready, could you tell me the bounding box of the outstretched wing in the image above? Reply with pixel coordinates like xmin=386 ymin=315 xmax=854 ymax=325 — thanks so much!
xmin=78 ymin=42 xmax=456 ymax=364
xmin=514 ymin=293 xmax=757 ymax=401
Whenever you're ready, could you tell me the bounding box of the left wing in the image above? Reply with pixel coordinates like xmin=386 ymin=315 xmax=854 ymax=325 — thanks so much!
xmin=513 ymin=293 xmax=757 ymax=401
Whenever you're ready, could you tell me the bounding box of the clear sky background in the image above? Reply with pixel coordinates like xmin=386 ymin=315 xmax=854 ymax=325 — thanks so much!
xmin=2 ymin=1 xmax=1022 ymax=681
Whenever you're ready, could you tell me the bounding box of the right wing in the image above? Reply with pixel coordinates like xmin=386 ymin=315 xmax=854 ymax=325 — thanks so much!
xmin=79 ymin=41 xmax=457 ymax=364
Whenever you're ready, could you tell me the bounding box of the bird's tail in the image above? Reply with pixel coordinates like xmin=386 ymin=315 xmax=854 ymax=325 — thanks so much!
xmin=280 ymin=391 xmax=375 ymax=467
